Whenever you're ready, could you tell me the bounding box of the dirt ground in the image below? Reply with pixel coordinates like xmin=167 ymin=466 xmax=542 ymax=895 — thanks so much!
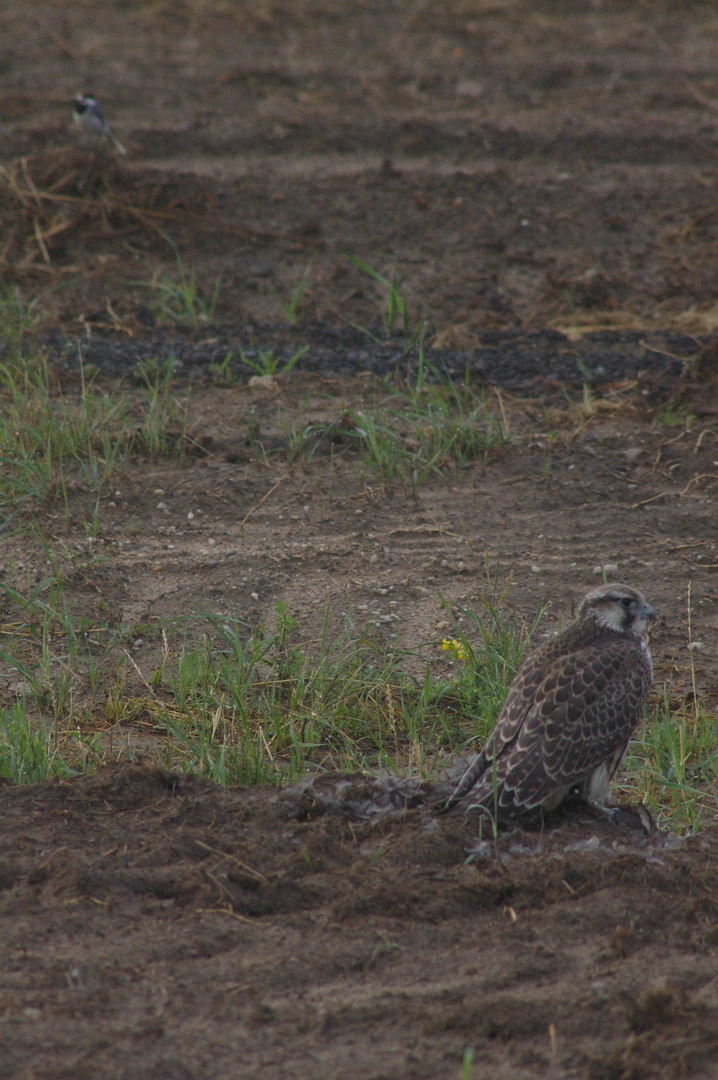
xmin=6 ymin=0 xmax=718 ymax=346
xmin=2 ymin=768 xmax=718 ymax=1080
xmin=2 ymin=2 xmax=718 ymax=1078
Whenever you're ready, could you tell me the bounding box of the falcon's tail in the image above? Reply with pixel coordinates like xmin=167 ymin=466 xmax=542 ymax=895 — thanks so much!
xmin=441 ymin=750 xmax=488 ymax=812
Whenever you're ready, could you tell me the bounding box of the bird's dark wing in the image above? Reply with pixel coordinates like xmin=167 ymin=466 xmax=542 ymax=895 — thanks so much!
xmin=443 ymin=634 xmax=577 ymax=809
xmin=445 ymin=633 xmax=652 ymax=813
xmin=486 ymin=637 xmax=652 ymax=812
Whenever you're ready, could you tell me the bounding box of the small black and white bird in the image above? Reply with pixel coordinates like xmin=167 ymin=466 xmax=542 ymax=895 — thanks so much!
xmin=443 ymin=583 xmax=655 ymax=823
xmin=72 ymin=93 xmax=127 ymax=156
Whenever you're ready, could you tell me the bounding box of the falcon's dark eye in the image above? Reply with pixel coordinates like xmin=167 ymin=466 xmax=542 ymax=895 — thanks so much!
xmin=619 ymin=597 xmax=634 ymax=609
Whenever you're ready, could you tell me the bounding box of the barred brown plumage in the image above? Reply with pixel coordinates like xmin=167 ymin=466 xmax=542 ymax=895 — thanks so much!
xmin=443 ymin=583 xmax=655 ymax=822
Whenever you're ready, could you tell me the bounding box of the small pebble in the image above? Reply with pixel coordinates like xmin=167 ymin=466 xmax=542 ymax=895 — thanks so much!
xmin=187 ymin=511 xmax=195 ymax=521
xmin=369 ymin=554 xmax=379 ymax=564
xmin=593 ymin=563 xmax=618 ymax=574
xmin=251 ymin=592 xmax=259 ymax=600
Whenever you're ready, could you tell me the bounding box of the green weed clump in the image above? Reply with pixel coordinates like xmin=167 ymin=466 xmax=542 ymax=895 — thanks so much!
xmin=132 ymin=241 xmax=221 ymax=328
xmin=239 ymin=344 xmax=308 ymax=377
xmin=0 ymin=575 xmax=528 ymax=788
xmin=346 ymin=256 xmax=415 ymax=341
xmin=150 ymin=603 xmax=457 ymax=785
xmin=0 ymin=701 xmax=75 ymax=783
xmin=0 ymin=329 xmax=190 ymax=526
xmin=624 ymin=689 xmax=718 ymax=833
xmin=349 ymin=351 xmax=508 ymax=490
xmin=281 ymin=263 xmax=312 ymax=326
xmin=130 ymin=354 xmax=189 ymax=456
xmin=0 ymin=352 xmax=130 ymax=522
xmin=0 ymin=284 xmax=43 ymax=359
xmin=125 ymin=594 xmax=532 ymax=786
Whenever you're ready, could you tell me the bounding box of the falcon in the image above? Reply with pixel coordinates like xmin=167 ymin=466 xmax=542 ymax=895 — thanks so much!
xmin=444 ymin=583 xmax=655 ymax=823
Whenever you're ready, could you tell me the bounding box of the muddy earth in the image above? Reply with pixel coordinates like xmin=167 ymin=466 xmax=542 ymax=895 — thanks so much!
xmin=2 ymin=2 xmax=718 ymax=1078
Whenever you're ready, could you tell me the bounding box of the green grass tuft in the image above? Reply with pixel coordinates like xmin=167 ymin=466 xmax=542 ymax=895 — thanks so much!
xmin=133 ymin=246 xmax=221 ymax=328
xmin=624 ymin=690 xmax=718 ymax=832
xmin=0 ymin=352 xmax=131 ymax=522
xmin=349 ymin=352 xmax=508 ymax=490
xmin=239 ymin=344 xmax=309 ymax=377
xmin=0 ymin=700 xmax=75 ymax=783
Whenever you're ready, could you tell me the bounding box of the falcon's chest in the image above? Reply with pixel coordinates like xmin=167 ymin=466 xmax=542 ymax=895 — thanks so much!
xmin=639 ymin=635 xmax=653 ymax=677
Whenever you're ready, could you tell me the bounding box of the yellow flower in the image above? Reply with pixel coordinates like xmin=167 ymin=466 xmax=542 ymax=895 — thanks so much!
xmin=441 ymin=637 xmax=467 ymax=661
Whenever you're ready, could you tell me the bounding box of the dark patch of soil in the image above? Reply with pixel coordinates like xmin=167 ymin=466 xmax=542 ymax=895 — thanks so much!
xmin=39 ymin=325 xmax=695 ymax=396
xmin=1 ymin=766 xmax=718 ymax=1080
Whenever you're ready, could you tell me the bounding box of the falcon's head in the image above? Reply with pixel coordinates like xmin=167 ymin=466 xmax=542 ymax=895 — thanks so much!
xmin=577 ymin=583 xmax=655 ymax=636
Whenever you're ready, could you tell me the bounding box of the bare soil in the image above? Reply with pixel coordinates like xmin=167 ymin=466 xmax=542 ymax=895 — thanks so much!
xmin=2 ymin=767 xmax=718 ymax=1080
xmin=2 ymin=2 xmax=718 ymax=1078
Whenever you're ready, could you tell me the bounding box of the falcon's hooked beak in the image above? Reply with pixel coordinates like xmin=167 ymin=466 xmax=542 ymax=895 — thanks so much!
xmin=635 ymin=600 xmax=656 ymax=637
